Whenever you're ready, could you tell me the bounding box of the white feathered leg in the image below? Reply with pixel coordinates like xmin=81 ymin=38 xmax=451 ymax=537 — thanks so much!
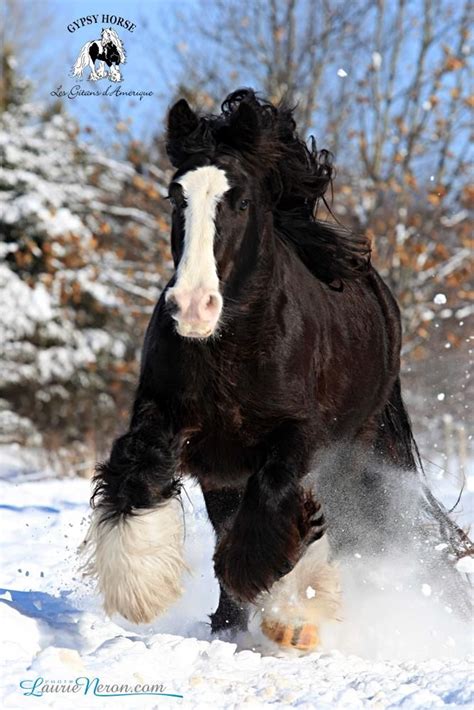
xmin=256 ymin=536 xmax=341 ymax=652
xmin=110 ymin=65 xmax=122 ymax=82
xmin=80 ymin=498 xmax=188 ymax=624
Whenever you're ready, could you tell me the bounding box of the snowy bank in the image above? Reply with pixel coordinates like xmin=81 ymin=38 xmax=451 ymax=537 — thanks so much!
xmin=0 ymin=452 xmax=472 ymax=709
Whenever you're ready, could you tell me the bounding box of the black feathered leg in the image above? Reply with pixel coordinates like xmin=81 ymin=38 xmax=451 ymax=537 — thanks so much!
xmin=213 ymin=423 xmax=316 ymax=603
xmin=201 ymin=487 xmax=249 ymax=633
xmin=92 ymin=397 xmax=180 ymax=515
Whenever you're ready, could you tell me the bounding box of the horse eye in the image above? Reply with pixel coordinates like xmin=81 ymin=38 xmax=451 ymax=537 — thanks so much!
xmin=239 ymin=199 xmax=249 ymax=211
xmin=168 ymin=196 xmax=187 ymax=210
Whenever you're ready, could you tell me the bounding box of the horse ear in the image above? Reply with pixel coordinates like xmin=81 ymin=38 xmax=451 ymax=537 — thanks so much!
xmin=167 ymin=99 xmax=199 ymax=141
xmin=229 ymin=101 xmax=259 ymax=149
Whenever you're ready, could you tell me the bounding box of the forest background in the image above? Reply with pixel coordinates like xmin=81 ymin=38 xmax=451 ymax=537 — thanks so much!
xmin=1 ymin=0 xmax=471 ymax=482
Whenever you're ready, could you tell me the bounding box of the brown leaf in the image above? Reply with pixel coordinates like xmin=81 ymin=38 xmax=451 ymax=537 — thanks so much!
xmin=427 ymin=185 xmax=447 ymax=205
xmin=404 ymin=172 xmax=418 ymax=189
xmin=443 ymin=55 xmax=464 ymax=71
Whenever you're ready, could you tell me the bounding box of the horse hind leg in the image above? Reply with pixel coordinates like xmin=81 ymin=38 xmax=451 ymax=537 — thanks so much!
xmin=255 ymin=493 xmax=341 ymax=653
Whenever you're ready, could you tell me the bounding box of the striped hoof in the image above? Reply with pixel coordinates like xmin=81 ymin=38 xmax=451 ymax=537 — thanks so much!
xmin=261 ymin=619 xmax=319 ymax=652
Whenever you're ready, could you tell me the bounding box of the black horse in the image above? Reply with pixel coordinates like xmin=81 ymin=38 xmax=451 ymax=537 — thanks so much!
xmin=83 ymin=89 xmax=470 ymax=650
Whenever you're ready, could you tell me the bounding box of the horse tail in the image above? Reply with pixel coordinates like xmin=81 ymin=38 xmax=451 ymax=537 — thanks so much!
xmin=375 ymin=377 xmax=419 ymax=470
xmin=71 ymin=42 xmax=91 ymax=77
xmin=376 ymin=377 xmax=473 ymax=561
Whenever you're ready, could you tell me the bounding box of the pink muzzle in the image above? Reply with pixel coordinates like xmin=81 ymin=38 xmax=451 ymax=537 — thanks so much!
xmin=166 ymin=287 xmax=223 ymax=339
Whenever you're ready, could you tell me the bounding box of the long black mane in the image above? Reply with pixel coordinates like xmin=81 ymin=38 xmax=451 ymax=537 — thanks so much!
xmin=166 ymin=88 xmax=371 ymax=285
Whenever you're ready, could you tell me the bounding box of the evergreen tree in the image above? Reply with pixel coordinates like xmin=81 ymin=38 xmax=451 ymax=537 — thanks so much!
xmin=0 ymin=51 xmax=172 ymax=467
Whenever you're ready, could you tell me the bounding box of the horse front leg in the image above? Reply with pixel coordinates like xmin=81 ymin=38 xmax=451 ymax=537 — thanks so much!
xmin=213 ymin=424 xmax=316 ymax=601
xmin=80 ymin=398 xmax=187 ymax=624
xmin=201 ymin=486 xmax=249 ymax=634
xmin=213 ymin=426 xmax=341 ymax=652
xmin=110 ymin=64 xmax=122 ymax=82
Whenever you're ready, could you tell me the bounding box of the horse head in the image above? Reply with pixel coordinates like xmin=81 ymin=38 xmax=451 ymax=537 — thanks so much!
xmin=164 ymin=93 xmax=264 ymax=339
xmin=101 ymin=28 xmax=125 ymax=64
xmin=164 ymin=89 xmax=335 ymax=340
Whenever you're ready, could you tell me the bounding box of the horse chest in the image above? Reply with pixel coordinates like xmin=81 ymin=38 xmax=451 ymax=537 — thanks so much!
xmin=181 ymin=385 xmax=260 ymax=443
xmin=181 ymin=423 xmax=264 ymax=485
xmin=177 ymin=368 xmax=270 ymax=482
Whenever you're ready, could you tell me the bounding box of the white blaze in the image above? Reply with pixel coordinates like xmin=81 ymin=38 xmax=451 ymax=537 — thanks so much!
xmin=174 ymin=165 xmax=229 ymax=294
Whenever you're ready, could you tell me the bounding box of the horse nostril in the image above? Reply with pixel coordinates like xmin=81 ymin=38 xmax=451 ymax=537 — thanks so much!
xmin=201 ymin=292 xmax=222 ymax=319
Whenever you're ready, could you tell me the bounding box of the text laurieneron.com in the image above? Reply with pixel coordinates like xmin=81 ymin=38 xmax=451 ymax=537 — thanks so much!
xmin=20 ymin=677 xmax=183 ymax=699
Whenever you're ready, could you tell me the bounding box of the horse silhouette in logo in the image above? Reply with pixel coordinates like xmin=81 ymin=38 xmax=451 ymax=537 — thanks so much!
xmin=72 ymin=27 xmax=126 ymax=82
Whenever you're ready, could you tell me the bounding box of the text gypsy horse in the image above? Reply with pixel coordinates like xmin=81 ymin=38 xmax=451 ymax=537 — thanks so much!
xmin=83 ymin=89 xmax=471 ymax=652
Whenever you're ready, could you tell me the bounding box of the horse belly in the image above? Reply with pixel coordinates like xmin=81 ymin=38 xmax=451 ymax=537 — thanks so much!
xmin=313 ymin=283 xmax=398 ymax=436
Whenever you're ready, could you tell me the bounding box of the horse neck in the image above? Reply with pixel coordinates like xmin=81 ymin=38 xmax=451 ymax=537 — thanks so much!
xmin=222 ymin=213 xmax=279 ymax=330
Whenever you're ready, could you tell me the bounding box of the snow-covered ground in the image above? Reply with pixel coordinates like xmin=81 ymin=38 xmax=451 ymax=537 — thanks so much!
xmin=0 ymin=445 xmax=472 ymax=709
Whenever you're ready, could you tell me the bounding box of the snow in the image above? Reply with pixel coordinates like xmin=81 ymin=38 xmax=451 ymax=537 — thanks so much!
xmin=0 ymin=265 xmax=128 ymax=387
xmin=372 ymin=52 xmax=382 ymax=70
xmin=0 ymin=266 xmax=53 ymax=343
xmin=0 ymin=450 xmax=473 ymax=708
xmin=456 ymin=557 xmax=474 ymax=575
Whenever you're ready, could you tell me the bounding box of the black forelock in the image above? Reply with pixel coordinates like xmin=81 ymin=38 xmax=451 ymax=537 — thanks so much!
xmin=167 ymin=89 xmax=332 ymax=209
xmin=171 ymin=153 xmax=213 ymax=181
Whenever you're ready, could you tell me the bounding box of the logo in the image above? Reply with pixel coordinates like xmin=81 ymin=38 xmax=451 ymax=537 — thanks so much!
xmin=72 ymin=27 xmax=126 ymax=83
xmin=50 ymin=14 xmax=153 ymax=101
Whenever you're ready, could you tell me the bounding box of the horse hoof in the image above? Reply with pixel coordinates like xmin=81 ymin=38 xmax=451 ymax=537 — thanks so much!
xmin=261 ymin=619 xmax=319 ymax=652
